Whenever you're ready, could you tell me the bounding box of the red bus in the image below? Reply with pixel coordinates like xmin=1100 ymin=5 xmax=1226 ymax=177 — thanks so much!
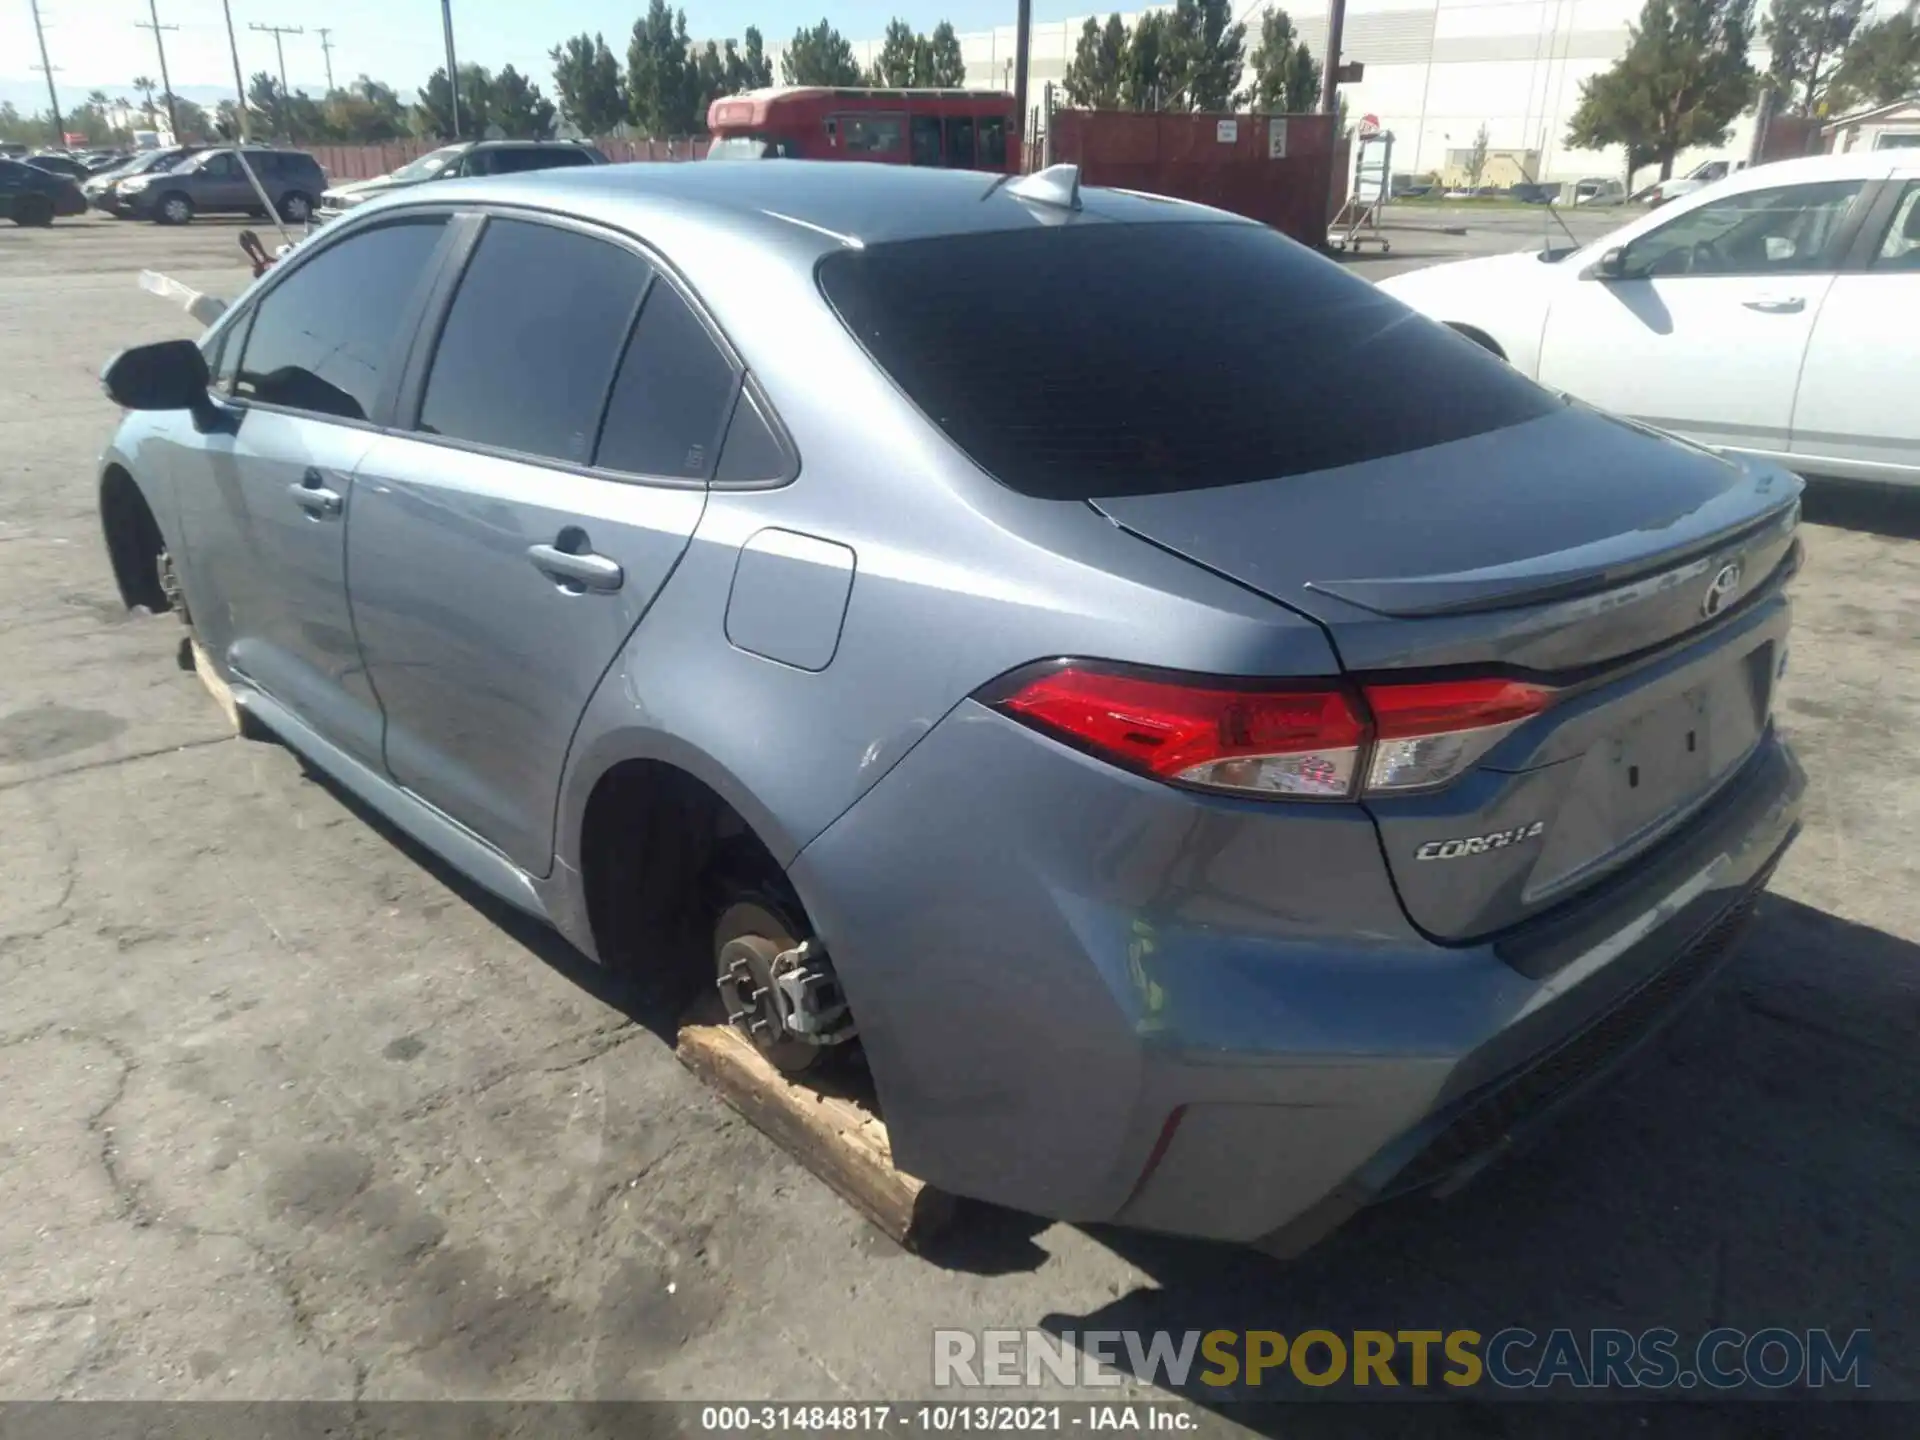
xmin=705 ymin=87 xmax=1018 ymax=173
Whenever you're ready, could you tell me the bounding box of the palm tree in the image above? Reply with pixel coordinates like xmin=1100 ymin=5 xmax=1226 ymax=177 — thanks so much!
xmin=133 ymin=75 xmax=158 ymax=125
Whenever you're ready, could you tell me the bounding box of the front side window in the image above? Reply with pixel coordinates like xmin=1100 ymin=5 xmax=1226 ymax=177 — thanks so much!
xmin=1874 ymin=182 xmax=1920 ymax=270
xmin=234 ymin=217 xmax=447 ymax=421
xmin=1621 ymin=181 xmax=1865 ymax=278
xmin=416 ymin=217 xmax=651 ymax=465
xmin=198 ymin=153 xmax=237 ymax=178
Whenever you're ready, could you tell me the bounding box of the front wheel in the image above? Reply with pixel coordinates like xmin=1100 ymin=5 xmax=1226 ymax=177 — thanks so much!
xmin=155 ymin=192 xmax=193 ymax=225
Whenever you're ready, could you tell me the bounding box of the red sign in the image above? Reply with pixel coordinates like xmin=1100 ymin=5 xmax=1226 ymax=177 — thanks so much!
xmin=1357 ymin=113 xmax=1381 ymax=138
xmin=63 ymin=131 xmax=87 ymax=146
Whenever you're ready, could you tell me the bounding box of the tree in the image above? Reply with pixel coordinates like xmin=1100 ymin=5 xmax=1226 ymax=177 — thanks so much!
xmin=492 ymin=65 xmax=556 ymax=138
xmin=246 ymin=72 xmax=287 ymax=135
xmin=171 ymin=97 xmax=212 ymax=141
xmin=629 ymin=0 xmax=700 ymax=136
xmin=1763 ymin=0 xmax=1867 ymax=114
xmin=414 ymin=64 xmax=496 ymax=138
xmin=783 ymin=18 xmax=863 ymax=85
xmin=1564 ymin=0 xmax=1757 ymax=180
xmin=1246 ymin=8 xmax=1321 ymax=111
xmin=132 ymin=75 xmax=158 ymax=126
xmin=1830 ymin=1 xmax=1920 ymax=108
xmin=550 ymin=32 xmax=627 ymax=136
xmin=1464 ymin=121 xmax=1491 ymax=185
xmin=1162 ymin=0 xmax=1249 ymax=110
xmin=871 ymin=18 xmax=921 ymax=86
xmin=1121 ymin=12 xmax=1176 ymax=109
xmin=922 ymin=22 xmax=967 ymax=85
xmin=693 ymin=41 xmax=729 ymax=124
xmin=1062 ymin=15 xmax=1128 ymax=107
xmin=737 ymin=26 xmax=775 ymax=88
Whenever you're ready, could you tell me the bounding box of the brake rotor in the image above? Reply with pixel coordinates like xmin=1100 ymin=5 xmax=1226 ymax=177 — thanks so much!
xmin=716 ymin=931 xmax=817 ymax=1074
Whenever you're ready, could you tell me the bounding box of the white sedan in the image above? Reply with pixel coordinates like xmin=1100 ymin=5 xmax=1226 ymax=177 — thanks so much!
xmin=1378 ymin=152 xmax=1920 ymax=489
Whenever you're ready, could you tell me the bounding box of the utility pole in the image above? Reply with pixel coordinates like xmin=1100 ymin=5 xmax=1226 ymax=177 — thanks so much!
xmin=1011 ymin=0 xmax=1030 ymax=170
xmin=249 ymin=21 xmax=304 ymax=137
xmin=28 ymin=0 xmax=64 ymax=144
xmin=440 ymin=0 xmax=461 ymax=137
xmin=1320 ymin=0 xmax=1348 ymax=115
xmin=134 ymin=0 xmax=181 ymax=139
xmin=316 ymin=27 xmax=336 ymax=94
xmin=219 ymin=0 xmax=249 ymax=139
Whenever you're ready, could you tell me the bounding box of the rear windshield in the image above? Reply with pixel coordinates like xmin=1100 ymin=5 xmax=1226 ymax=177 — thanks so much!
xmin=817 ymin=221 xmax=1559 ymax=499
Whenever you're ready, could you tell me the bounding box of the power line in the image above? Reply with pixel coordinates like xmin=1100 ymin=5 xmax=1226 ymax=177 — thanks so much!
xmin=316 ymin=27 xmax=335 ymax=94
xmin=249 ymin=21 xmax=304 ymax=134
xmin=28 ymin=0 xmax=64 ymax=142
xmin=134 ymin=0 xmax=181 ymax=138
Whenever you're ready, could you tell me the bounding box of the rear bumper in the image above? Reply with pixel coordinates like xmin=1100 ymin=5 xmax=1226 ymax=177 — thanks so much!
xmin=791 ymin=704 xmax=1803 ymax=1246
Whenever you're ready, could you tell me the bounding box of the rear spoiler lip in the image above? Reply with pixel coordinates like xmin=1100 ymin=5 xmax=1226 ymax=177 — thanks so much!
xmin=1303 ymin=479 xmax=1802 ymax=620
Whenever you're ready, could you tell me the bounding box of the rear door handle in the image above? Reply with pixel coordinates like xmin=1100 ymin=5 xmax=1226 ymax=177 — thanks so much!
xmin=527 ymin=541 xmax=624 ymax=592
xmin=289 ymin=468 xmax=344 ymax=518
xmin=1741 ymin=296 xmax=1805 ymax=313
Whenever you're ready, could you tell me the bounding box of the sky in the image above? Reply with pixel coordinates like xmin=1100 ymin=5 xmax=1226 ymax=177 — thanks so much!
xmin=1 ymin=0 xmax=1070 ymax=114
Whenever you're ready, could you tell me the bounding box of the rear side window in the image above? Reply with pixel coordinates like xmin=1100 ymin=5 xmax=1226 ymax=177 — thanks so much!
xmin=593 ymin=282 xmax=738 ymax=478
xmin=235 ymin=216 xmax=446 ymax=421
xmin=536 ymin=147 xmax=593 ymax=169
xmin=818 ymin=222 xmax=1560 ymax=499
xmin=417 ymin=217 xmax=651 ymax=465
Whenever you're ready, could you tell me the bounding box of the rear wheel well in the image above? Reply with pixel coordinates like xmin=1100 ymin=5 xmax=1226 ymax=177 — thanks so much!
xmin=99 ymin=466 xmax=170 ymax=613
xmin=579 ymin=760 xmax=805 ymax=1008
xmin=1445 ymin=322 xmax=1507 ymax=360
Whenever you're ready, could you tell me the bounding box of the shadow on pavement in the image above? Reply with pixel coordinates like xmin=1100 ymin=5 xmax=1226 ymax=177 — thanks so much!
xmin=1012 ymin=894 xmax=1919 ymax=1427
xmin=1799 ymin=476 xmax=1920 ymax=541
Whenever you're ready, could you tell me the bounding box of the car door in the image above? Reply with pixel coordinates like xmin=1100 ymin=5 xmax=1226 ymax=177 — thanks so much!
xmin=346 ymin=212 xmax=739 ymax=875
xmin=175 ymin=214 xmax=455 ymax=767
xmin=1535 ymin=178 xmax=1870 ymax=454
xmin=1788 ymin=174 xmax=1920 ymax=483
xmin=190 ymin=151 xmax=251 ymax=211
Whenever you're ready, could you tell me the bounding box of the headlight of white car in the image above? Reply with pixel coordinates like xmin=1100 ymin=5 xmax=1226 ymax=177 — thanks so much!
xmin=119 ymin=176 xmax=152 ymax=193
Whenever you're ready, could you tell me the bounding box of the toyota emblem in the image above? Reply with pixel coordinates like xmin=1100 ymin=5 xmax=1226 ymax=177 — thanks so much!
xmin=1702 ymin=561 xmax=1743 ymax=618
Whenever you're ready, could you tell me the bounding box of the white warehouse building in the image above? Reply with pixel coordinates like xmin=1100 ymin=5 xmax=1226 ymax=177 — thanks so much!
xmin=766 ymin=0 xmax=1764 ymax=185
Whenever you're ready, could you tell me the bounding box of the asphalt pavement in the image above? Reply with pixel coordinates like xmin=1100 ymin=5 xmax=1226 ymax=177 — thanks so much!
xmin=1 ymin=211 xmax=1916 ymax=1426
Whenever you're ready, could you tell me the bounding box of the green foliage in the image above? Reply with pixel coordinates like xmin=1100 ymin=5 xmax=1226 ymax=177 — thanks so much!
xmin=628 ymin=0 xmax=702 ymax=136
xmin=868 ymin=17 xmax=968 ymax=86
xmin=783 ymin=18 xmax=864 ymax=85
xmin=1763 ymin=0 xmax=1867 ymax=114
xmin=1246 ymin=8 xmax=1322 ymax=112
xmin=1464 ymin=121 xmax=1491 ymax=184
xmin=1121 ymin=12 xmax=1175 ymax=109
xmin=1829 ymin=1 xmax=1920 ymax=109
xmin=1565 ymin=0 xmax=1757 ymax=179
xmin=737 ymin=27 xmax=776 ymax=89
xmin=549 ymin=33 xmax=628 ymax=135
xmin=1062 ymin=15 xmax=1129 ymax=108
xmin=491 ymin=65 xmax=557 ymax=139
xmin=1163 ymin=0 xmax=1249 ymax=110
xmin=413 ymin=64 xmax=497 ymax=139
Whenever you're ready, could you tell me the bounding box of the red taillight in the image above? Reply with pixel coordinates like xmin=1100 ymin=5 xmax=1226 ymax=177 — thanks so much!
xmin=988 ymin=664 xmax=1557 ymax=800
xmin=988 ymin=665 xmax=1367 ymax=799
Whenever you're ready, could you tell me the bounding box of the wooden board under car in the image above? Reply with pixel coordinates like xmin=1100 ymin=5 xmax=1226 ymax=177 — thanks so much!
xmin=675 ymin=1000 xmax=957 ymax=1250
xmin=189 ymin=636 xmax=242 ymax=735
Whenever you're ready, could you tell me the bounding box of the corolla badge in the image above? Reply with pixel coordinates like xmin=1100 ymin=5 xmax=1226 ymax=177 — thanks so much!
xmin=1702 ymin=561 xmax=1744 ymax=618
xmin=1415 ymin=821 xmax=1545 ymax=861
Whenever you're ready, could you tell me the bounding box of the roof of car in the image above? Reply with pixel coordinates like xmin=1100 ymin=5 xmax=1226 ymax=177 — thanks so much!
xmin=363 ymin=158 xmax=1245 ymax=256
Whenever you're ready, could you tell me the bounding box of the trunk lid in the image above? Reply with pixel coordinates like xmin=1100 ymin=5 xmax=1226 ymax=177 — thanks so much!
xmin=1093 ymin=404 xmax=1802 ymax=941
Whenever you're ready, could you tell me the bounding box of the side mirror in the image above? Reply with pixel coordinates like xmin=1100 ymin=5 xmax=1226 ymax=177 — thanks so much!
xmin=101 ymin=339 xmax=210 ymax=411
xmin=1588 ymin=246 xmax=1628 ymax=280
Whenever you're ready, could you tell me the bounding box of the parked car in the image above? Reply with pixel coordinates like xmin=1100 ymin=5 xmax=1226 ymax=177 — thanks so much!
xmin=1637 ymin=158 xmax=1746 ymax=208
xmin=97 ymin=161 xmax=1804 ymax=1248
xmin=316 ymin=139 xmax=608 ymax=221
xmin=1378 ymin=151 xmax=1920 ymax=490
xmin=83 ymin=146 xmax=200 ymax=211
xmin=1571 ymin=176 xmax=1627 ymax=206
xmin=110 ymin=147 xmax=327 ymax=224
xmin=24 ymin=151 xmax=93 ymax=181
xmin=0 ymin=157 xmax=87 ymax=225
xmin=1508 ymin=182 xmax=1557 ymax=204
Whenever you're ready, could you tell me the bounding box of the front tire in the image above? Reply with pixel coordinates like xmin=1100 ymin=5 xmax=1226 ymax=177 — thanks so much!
xmin=155 ymin=192 xmax=193 ymax=225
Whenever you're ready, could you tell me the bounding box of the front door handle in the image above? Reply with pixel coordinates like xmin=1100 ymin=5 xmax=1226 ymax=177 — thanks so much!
xmin=1741 ymin=295 xmax=1805 ymax=313
xmin=289 ymin=468 xmax=344 ymax=518
xmin=527 ymin=541 xmax=624 ymax=592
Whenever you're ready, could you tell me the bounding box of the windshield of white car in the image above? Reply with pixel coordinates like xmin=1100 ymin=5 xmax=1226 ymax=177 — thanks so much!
xmin=389 ymin=147 xmax=464 ymax=181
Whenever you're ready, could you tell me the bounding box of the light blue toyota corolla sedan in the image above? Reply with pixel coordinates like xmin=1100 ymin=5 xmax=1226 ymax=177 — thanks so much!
xmin=96 ymin=160 xmax=1804 ymax=1249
